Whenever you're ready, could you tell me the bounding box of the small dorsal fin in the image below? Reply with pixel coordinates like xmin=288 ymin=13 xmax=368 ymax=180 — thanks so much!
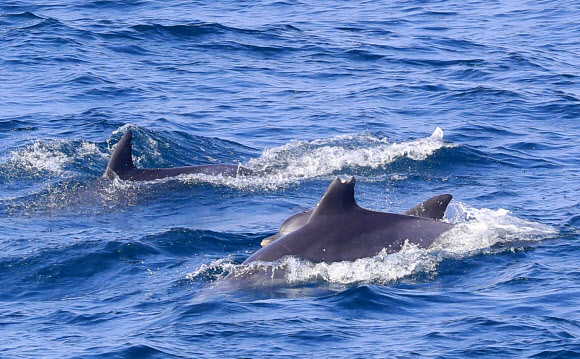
xmin=309 ymin=177 xmax=358 ymax=220
xmin=104 ymin=131 xmax=136 ymax=178
xmin=403 ymin=194 xmax=452 ymax=220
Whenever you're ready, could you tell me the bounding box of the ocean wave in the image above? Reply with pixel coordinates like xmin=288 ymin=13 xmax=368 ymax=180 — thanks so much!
xmin=0 ymin=11 xmax=44 ymax=27
xmin=130 ymin=22 xmax=282 ymax=39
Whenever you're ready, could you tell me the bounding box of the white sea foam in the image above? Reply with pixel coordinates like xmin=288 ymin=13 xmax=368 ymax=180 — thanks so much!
xmin=432 ymin=202 xmax=557 ymax=256
xmin=5 ymin=137 xmax=108 ymax=177
xmin=8 ymin=140 xmax=71 ymax=175
xmin=193 ymin=203 xmax=557 ymax=286
xmin=77 ymin=141 xmax=107 ymax=158
xmin=248 ymin=127 xmax=448 ymax=176
xmin=175 ymin=127 xmax=451 ymax=190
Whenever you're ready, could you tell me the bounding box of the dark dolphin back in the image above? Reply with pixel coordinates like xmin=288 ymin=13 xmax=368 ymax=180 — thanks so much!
xmin=103 ymin=130 xmax=253 ymax=181
xmin=245 ymin=207 xmax=454 ymax=264
xmin=260 ymin=193 xmax=453 ymax=247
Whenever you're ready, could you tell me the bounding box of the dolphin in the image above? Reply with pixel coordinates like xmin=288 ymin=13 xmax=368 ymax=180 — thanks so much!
xmin=260 ymin=192 xmax=453 ymax=247
xmin=103 ymin=131 xmax=252 ymax=181
xmin=244 ymin=177 xmax=454 ymax=264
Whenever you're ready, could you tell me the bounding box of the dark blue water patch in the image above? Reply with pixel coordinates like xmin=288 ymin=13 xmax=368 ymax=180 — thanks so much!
xmin=344 ymin=48 xmax=385 ymax=62
xmin=1 ymin=17 xmax=93 ymax=67
xmin=131 ymin=22 xmax=232 ymax=38
xmin=563 ymin=215 xmax=580 ymax=232
xmin=0 ymin=238 xmax=158 ymax=297
xmin=450 ymin=86 xmax=523 ymax=103
xmin=106 ymin=44 xmax=151 ymax=56
xmin=77 ymin=84 xmax=148 ymax=100
xmin=323 ymin=285 xmax=413 ymax=315
xmin=2 ymin=12 xmax=93 ymax=44
xmin=384 ymin=145 xmax=499 ymax=180
xmin=123 ymin=127 xmax=258 ymax=168
xmin=80 ymin=344 xmax=181 ymax=359
xmin=0 ymin=117 xmax=37 ymax=133
xmin=129 ymin=21 xmax=304 ymax=46
xmin=336 ymin=24 xmax=395 ymax=37
xmin=46 ymin=111 xmax=133 ymax=138
xmin=18 ymin=16 xmax=62 ymax=31
xmin=76 ymin=0 xmax=149 ymax=11
xmin=65 ymin=72 xmax=116 ymax=87
xmin=0 ymin=11 xmax=44 ymax=29
xmin=530 ymin=349 xmax=580 ymax=359
xmin=141 ymin=229 xmax=259 ymax=257
xmin=492 ymin=146 xmax=562 ymax=169
xmin=0 ymin=11 xmax=44 ymax=35
xmin=452 ymin=123 xmax=522 ymax=139
xmin=534 ymin=100 xmax=580 ymax=120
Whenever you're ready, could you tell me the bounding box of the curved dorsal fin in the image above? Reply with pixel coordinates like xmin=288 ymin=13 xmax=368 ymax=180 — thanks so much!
xmin=309 ymin=177 xmax=358 ymax=220
xmin=104 ymin=130 xmax=136 ymax=178
xmin=403 ymin=194 xmax=452 ymax=220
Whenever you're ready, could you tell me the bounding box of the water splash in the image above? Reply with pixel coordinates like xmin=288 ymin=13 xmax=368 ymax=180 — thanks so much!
xmin=8 ymin=140 xmax=70 ymax=175
xmin=2 ymin=138 xmax=107 ymax=178
xmin=248 ymin=127 xmax=448 ymax=176
xmin=1 ymin=127 xmax=451 ymax=211
xmin=177 ymin=127 xmax=451 ymax=190
xmin=434 ymin=202 xmax=558 ymax=255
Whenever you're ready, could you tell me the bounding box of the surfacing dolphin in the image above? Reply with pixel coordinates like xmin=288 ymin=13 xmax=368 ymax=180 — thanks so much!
xmin=104 ymin=131 xmax=252 ymax=181
xmin=244 ymin=177 xmax=454 ymax=264
xmin=260 ymin=191 xmax=453 ymax=247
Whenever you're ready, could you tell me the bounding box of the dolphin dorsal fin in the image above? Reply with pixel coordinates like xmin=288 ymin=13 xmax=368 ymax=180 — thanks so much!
xmin=403 ymin=194 xmax=452 ymax=220
xmin=309 ymin=177 xmax=358 ymax=220
xmin=104 ymin=130 xmax=136 ymax=178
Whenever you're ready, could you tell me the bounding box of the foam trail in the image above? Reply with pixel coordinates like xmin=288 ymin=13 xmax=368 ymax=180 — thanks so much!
xmin=248 ymin=127 xmax=448 ymax=176
xmin=177 ymin=127 xmax=451 ymax=190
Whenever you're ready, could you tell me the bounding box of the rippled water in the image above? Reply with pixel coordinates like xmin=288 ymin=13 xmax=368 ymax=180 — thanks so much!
xmin=1 ymin=1 xmax=579 ymax=358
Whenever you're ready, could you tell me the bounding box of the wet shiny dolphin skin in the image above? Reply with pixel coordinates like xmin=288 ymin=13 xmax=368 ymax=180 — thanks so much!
xmin=259 ymin=193 xmax=453 ymax=247
xmin=245 ymin=177 xmax=454 ymax=264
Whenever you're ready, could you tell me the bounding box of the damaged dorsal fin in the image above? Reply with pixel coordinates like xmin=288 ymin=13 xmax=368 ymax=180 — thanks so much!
xmin=403 ymin=194 xmax=452 ymax=220
xmin=309 ymin=177 xmax=358 ymax=220
xmin=104 ymin=130 xmax=136 ymax=178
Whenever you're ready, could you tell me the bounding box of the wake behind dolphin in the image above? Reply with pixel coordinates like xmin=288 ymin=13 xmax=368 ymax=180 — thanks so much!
xmin=104 ymin=131 xmax=252 ymax=181
xmin=243 ymin=177 xmax=454 ymax=265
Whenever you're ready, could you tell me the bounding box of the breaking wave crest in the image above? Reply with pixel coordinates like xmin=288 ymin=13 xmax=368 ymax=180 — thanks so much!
xmin=192 ymin=203 xmax=557 ymax=287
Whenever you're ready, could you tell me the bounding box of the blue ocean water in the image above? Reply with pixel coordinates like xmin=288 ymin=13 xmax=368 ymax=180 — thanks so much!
xmin=1 ymin=0 xmax=579 ymax=357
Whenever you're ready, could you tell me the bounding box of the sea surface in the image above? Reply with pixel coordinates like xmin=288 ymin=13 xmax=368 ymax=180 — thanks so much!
xmin=1 ymin=1 xmax=579 ymax=358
